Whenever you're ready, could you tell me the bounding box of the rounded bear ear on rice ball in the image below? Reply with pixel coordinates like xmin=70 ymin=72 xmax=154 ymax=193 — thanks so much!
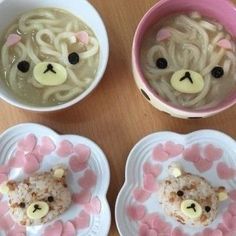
xmin=52 ymin=166 xmax=67 ymax=179
xmin=215 ymin=186 xmax=228 ymax=201
xmin=168 ymin=162 xmax=184 ymax=177
xmin=0 ymin=181 xmax=10 ymax=194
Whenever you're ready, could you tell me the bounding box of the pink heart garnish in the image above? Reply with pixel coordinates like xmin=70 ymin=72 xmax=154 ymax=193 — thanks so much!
xmin=172 ymin=227 xmax=188 ymax=236
xmin=126 ymin=204 xmax=146 ymax=221
xmin=0 ymin=214 xmax=15 ymax=231
xmin=69 ymin=155 xmax=88 ymax=172
xmin=74 ymin=144 xmax=91 ymax=163
xmin=156 ymin=28 xmax=171 ymax=42
xmin=71 ymin=210 xmax=90 ymax=230
xmin=32 ymin=145 xmax=44 ymax=162
xmin=61 ymin=222 xmax=76 ymax=236
xmin=0 ymin=173 xmax=7 ymax=184
xmin=143 ymin=174 xmax=158 ymax=192
xmin=222 ymin=212 xmax=236 ymax=231
xmin=0 ymin=201 xmax=9 ymax=215
xmin=217 ymin=162 xmax=236 ymax=180
xmin=229 ymin=190 xmax=236 ymax=201
xmin=143 ymin=162 xmax=162 ymax=177
xmin=43 ymin=220 xmax=63 ymax=236
xmin=9 ymin=150 xmax=25 ymax=168
xmin=139 ymin=224 xmax=157 ymax=236
xmin=17 ymin=134 xmax=37 ymax=153
xmin=194 ymin=158 xmax=213 ymax=173
xmin=152 ymin=144 xmax=169 ymax=162
xmin=78 ymin=169 xmax=97 ymax=189
xmin=7 ymin=223 xmax=26 ymax=236
xmin=141 ymin=213 xmax=160 ymax=228
xmin=204 ymin=144 xmax=223 ymax=162
xmin=0 ymin=165 xmax=10 ymax=174
xmin=229 ymin=203 xmax=236 ymax=216
xmin=39 ymin=136 xmax=56 ymax=155
xmin=23 ymin=153 xmax=40 ymax=174
xmin=84 ymin=197 xmax=101 ymax=214
xmin=6 ymin=34 xmax=21 ymax=47
xmin=56 ymin=140 xmax=73 ymax=157
xmin=133 ymin=187 xmax=151 ymax=203
xmin=217 ymin=39 xmax=232 ymax=50
xmin=152 ymin=217 xmax=171 ymax=234
xmin=76 ymin=31 xmax=89 ymax=45
xmin=164 ymin=141 xmax=184 ymax=157
xmin=183 ymin=144 xmax=201 ymax=163
xmin=72 ymin=190 xmax=91 ymax=204
xmin=217 ymin=223 xmax=231 ymax=236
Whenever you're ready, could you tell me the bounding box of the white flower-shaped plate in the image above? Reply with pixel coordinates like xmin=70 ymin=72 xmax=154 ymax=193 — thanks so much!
xmin=115 ymin=130 xmax=236 ymax=236
xmin=0 ymin=123 xmax=110 ymax=236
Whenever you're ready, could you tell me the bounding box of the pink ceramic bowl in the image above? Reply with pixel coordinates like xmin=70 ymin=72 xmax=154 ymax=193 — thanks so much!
xmin=132 ymin=0 xmax=236 ymax=119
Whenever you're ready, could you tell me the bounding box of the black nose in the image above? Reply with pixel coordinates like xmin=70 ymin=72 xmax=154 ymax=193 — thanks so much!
xmin=44 ymin=64 xmax=56 ymax=74
xmin=180 ymin=71 xmax=193 ymax=84
xmin=47 ymin=64 xmax=53 ymax=70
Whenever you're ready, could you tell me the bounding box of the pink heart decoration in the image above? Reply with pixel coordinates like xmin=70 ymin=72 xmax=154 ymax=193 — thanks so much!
xmin=7 ymin=223 xmax=26 ymax=236
xmin=71 ymin=211 xmax=90 ymax=230
xmin=143 ymin=162 xmax=162 ymax=177
xmin=61 ymin=222 xmax=76 ymax=236
xmin=76 ymin=31 xmax=89 ymax=45
xmin=139 ymin=224 xmax=157 ymax=236
xmin=194 ymin=158 xmax=213 ymax=173
xmin=229 ymin=203 xmax=236 ymax=216
xmin=23 ymin=153 xmax=40 ymax=174
xmin=222 ymin=212 xmax=236 ymax=231
xmin=141 ymin=213 xmax=160 ymax=228
xmin=217 ymin=39 xmax=232 ymax=50
xmin=164 ymin=141 xmax=184 ymax=157
xmin=152 ymin=216 xmax=171 ymax=234
xmin=17 ymin=134 xmax=37 ymax=153
xmin=9 ymin=150 xmax=25 ymax=168
xmin=229 ymin=190 xmax=236 ymax=201
xmin=126 ymin=204 xmax=146 ymax=221
xmin=0 ymin=165 xmax=10 ymax=174
xmin=78 ymin=169 xmax=97 ymax=189
xmin=0 ymin=201 xmax=9 ymax=215
xmin=183 ymin=144 xmax=201 ymax=163
xmin=172 ymin=227 xmax=188 ymax=236
xmin=143 ymin=174 xmax=158 ymax=192
xmin=204 ymin=144 xmax=223 ymax=162
xmin=72 ymin=190 xmax=91 ymax=204
xmin=69 ymin=155 xmax=88 ymax=172
xmin=39 ymin=136 xmax=56 ymax=155
xmin=84 ymin=197 xmax=101 ymax=214
xmin=156 ymin=28 xmax=171 ymax=42
xmin=56 ymin=140 xmax=73 ymax=157
xmin=217 ymin=223 xmax=233 ymax=236
xmin=152 ymin=144 xmax=169 ymax=162
xmin=6 ymin=34 xmax=21 ymax=47
xmin=217 ymin=162 xmax=236 ymax=180
xmin=74 ymin=144 xmax=91 ymax=163
xmin=133 ymin=187 xmax=151 ymax=203
xmin=202 ymin=228 xmax=223 ymax=236
xmin=32 ymin=145 xmax=44 ymax=162
xmin=0 ymin=214 xmax=15 ymax=231
xmin=43 ymin=220 xmax=63 ymax=236
xmin=0 ymin=173 xmax=7 ymax=184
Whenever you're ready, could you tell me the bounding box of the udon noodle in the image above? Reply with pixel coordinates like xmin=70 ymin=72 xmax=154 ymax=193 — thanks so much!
xmin=0 ymin=8 xmax=99 ymax=106
xmin=141 ymin=12 xmax=236 ymax=109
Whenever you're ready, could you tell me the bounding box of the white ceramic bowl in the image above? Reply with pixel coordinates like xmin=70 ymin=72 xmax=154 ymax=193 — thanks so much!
xmin=0 ymin=0 xmax=109 ymax=112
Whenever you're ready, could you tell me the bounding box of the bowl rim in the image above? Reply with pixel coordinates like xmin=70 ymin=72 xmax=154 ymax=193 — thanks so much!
xmin=0 ymin=0 xmax=109 ymax=112
xmin=132 ymin=0 xmax=236 ymax=117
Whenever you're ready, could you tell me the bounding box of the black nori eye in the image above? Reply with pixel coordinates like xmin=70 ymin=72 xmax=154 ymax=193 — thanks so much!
xmin=19 ymin=202 xmax=26 ymax=208
xmin=177 ymin=190 xmax=184 ymax=197
xmin=68 ymin=52 xmax=80 ymax=65
xmin=156 ymin=58 xmax=168 ymax=69
xmin=205 ymin=206 xmax=211 ymax=212
xmin=211 ymin=66 xmax=224 ymax=78
xmin=48 ymin=196 xmax=54 ymax=202
xmin=17 ymin=61 xmax=30 ymax=73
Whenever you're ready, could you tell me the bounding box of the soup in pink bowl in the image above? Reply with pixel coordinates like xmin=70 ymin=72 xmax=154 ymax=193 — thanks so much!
xmin=132 ymin=0 xmax=236 ymax=118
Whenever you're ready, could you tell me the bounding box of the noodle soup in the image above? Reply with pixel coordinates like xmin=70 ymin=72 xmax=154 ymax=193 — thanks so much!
xmin=0 ymin=8 xmax=99 ymax=106
xmin=141 ymin=12 xmax=236 ymax=110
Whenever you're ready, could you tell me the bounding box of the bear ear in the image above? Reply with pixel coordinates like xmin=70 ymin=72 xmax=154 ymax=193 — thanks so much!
xmin=52 ymin=167 xmax=66 ymax=179
xmin=168 ymin=162 xmax=183 ymax=178
xmin=216 ymin=186 xmax=228 ymax=202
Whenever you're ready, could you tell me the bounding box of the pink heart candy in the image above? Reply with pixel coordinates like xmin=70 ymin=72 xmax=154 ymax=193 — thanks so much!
xmin=229 ymin=203 xmax=236 ymax=216
xmin=72 ymin=190 xmax=91 ymax=204
xmin=229 ymin=190 xmax=236 ymax=201
xmin=84 ymin=197 xmax=101 ymax=214
xmin=0 ymin=173 xmax=7 ymax=184
xmin=71 ymin=211 xmax=90 ymax=230
xmin=43 ymin=220 xmax=63 ymax=236
xmin=143 ymin=162 xmax=162 ymax=177
xmin=39 ymin=136 xmax=56 ymax=155
xmin=0 ymin=165 xmax=10 ymax=174
xmin=156 ymin=28 xmax=171 ymax=42
xmin=194 ymin=158 xmax=213 ymax=173
xmin=126 ymin=204 xmax=146 ymax=221
xmin=74 ymin=144 xmax=91 ymax=163
xmin=217 ymin=223 xmax=232 ymax=236
xmin=139 ymin=224 xmax=157 ymax=236
xmin=0 ymin=201 xmax=9 ymax=215
xmin=183 ymin=144 xmax=201 ymax=163
xmin=217 ymin=162 xmax=236 ymax=180
xmin=204 ymin=144 xmax=223 ymax=162
xmin=172 ymin=227 xmax=188 ymax=236
xmin=222 ymin=212 xmax=236 ymax=231
xmin=23 ymin=153 xmax=40 ymax=174
xmin=56 ymin=140 xmax=73 ymax=157
xmin=133 ymin=187 xmax=151 ymax=203
xmin=152 ymin=216 xmax=171 ymax=233
xmin=62 ymin=222 xmax=76 ymax=236
xmin=76 ymin=31 xmax=89 ymax=45
xmin=0 ymin=214 xmax=15 ymax=231
xmin=141 ymin=213 xmax=160 ymax=228
xmin=17 ymin=134 xmax=37 ymax=153
xmin=6 ymin=34 xmax=21 ymax=47
xmin=152 ymin=144 xmax=169 ymax=162
xmin=143 ymin=174 xmax=158 ymax=192
xmin=78 ymin=169 xmax=97 ymax=189
xmin=69 ymin=155 xmax=88 ymax=172
xmin=32 ymin=145 xmax=44 ymax=162
xmin=217 ymin=39 xmax=232 ymax=50
xmin=9 ymin=150 xmax=25 ymax=168
xmin=164 ymin=141 xmax=184 ymax=157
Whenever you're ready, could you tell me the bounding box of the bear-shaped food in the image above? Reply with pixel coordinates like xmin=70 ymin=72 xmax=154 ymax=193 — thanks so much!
xmin=3 ymin=167 xmax=71 ymax=226
xmin=158 ymin=163 xmax=228 ymax=226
